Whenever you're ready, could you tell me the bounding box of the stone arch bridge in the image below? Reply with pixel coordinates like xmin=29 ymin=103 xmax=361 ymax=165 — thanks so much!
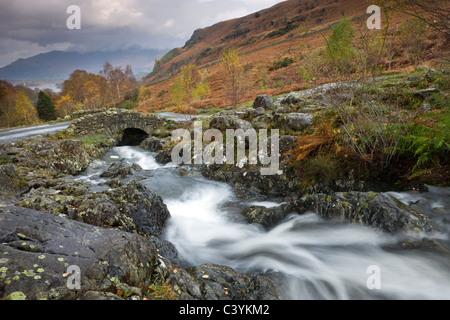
xmin=67 ymin=108 xmax=169 ymax=145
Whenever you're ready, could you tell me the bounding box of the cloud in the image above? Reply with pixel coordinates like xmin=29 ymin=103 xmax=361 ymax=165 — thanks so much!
xmin=0 ymin=0 xmax=285 ymax=67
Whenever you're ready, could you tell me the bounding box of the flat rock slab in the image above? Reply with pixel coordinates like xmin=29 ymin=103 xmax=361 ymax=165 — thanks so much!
xmin=0 ymin=206 xmax=157 ymax=300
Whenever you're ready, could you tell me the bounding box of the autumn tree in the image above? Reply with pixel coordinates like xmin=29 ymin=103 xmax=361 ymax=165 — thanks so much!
xmin=399 ymin=18 xmax=428 ymax=66
xmin=55 ymin=94 xmax=75 ymax=118
xmin=137 ymin=86 xmax=151 ymax=106
xmin=36 ymin=91 xmax=56 ymax=121
xmin=220 ymin=48 xmax=246 ymax=107
xmin=11 ymin=91 xmax=39 ymax=126
xmin=100 ymin=61 xmax=137 ymax=102
xmin=61 ymin=70 xmax=109 ymax=110
xmin=0 ymin=81 xmax=15 ymax=127
xmin=170 ymin=64 xmax=209 ymax=109
xmin=324 ymin=18 xmax=357 ymax=76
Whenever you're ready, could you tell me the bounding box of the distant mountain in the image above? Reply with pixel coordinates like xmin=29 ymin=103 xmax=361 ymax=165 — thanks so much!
xmin=0 ymin=48 xmax=168 ymax=81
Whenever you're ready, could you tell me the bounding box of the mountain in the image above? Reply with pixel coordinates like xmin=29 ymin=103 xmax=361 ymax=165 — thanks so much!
xmin=0 ymin=48 xmax=168 ymax=81
xmin=139 ymin=0 xmax=373 ymax=110
xmin=145 ymin=0 xmax=371 ymax=82
xmin=139 ymin=0 xmax=445 ymax=113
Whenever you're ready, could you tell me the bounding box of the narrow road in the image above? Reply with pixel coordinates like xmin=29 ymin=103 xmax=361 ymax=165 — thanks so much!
xmin=0 ymin=122 xmax=71 ymax=143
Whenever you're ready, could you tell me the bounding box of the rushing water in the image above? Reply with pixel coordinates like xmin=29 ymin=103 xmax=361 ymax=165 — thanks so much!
xmin=78 ymin=146 xmax=450 ymax=300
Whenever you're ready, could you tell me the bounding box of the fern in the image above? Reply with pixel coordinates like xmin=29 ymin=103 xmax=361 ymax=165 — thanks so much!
xmin=399 ymin=117 xmax=450 ymax=172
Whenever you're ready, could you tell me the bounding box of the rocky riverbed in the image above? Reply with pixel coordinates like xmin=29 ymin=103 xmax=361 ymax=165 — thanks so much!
xmin=0 ymin=76 xmax=449 ymax=300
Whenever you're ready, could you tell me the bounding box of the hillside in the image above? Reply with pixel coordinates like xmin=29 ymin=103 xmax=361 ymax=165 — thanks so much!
xmin=0 ymin=48 xmax=167 ymax=81
xmin=137 ymin=0 xmax=448 ymax=113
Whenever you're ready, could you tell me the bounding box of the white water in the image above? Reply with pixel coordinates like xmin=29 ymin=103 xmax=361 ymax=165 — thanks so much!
xmin=82 ymin=146 xmax=450 ymax=300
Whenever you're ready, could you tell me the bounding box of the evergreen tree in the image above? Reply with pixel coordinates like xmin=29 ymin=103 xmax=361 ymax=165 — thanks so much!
xmin=36 ymin=91 xmax=56 ymax=121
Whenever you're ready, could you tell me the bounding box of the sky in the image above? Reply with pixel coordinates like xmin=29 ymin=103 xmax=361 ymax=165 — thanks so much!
xmin=0 ymin=0 xmax=286 ymax=67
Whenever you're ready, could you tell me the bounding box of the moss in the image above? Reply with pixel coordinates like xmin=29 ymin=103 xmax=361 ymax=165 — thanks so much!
xmin=2 ymin=291 xmax=26 ymax=300
xmin=147 ymin=283 xmax=179 ymax=300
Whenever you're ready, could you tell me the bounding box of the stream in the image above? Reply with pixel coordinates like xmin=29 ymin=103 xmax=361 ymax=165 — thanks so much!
xmin=75 ymin=145 xmax=450 ymax=300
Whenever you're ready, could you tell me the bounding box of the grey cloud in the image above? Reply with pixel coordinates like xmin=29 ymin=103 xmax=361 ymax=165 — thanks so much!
xmin=0 ymin=0 xmax=284 ymax=67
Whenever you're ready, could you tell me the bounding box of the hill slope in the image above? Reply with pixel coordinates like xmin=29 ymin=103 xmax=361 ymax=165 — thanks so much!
xmin=138 ymin=0 xmax=447 ymax=113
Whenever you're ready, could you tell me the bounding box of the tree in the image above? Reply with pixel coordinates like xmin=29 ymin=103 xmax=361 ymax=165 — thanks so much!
xmin=61 ymin=70 xmax=109 ymax=110
xmin=170 ymin=64 xmax=209 ymax=108
xmin=11 ymin=91 xmax=39 ymax=126
xmin=100 ymin=62 xmax=137 ymax=102
xmin=374 ymin=0 xmax=450 ymax=36
xmin=179 ymin=64 xmax=202 ymax=105
xmin=220 ymin=48 xmax=246 ymax=107
xmin=137 ymin=86 xmax=151 ymax=105
xmin=324 ymin=18 xmax=357 ymax=75
xmin=55 ymin=94 xmax=75 ymax=118
xmin=36 ymin=91 xmax=56 ymax=121
xmin=399 ymin=18 xmax=427 ymax=66
xmin=170 ymin=80 xmax=185 ymax=108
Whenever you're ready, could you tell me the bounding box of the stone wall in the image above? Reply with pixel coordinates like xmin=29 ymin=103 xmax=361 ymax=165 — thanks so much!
xmin=67 ymin=108 xmax=167 ymax=137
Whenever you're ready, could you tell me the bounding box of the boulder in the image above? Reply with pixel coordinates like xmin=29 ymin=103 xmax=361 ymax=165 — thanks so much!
xmin=279 ymin=92 xmax=307 ymax=106
xmin=293 ymin=191 xmax=434 ymax=233
xmin=0 ymin=206 xmax=158 ymax=300
xmin=12 ymin=137 xmax=93 ymax=176
xmin=100 ymin=160 xmax=142 ymax=179
xmin=152 ymin=256 xmax=283 ymax=300
xmin=103 ymin=181 xmax=171 ymax=237
xmin=281 ymin=113 xmax=313 ymax=131
xmin=209 ymin=116 xmax=252 ymax=132
xmin=0 ymin=164 xmax=27 ymax=195
xmin=253 ymin=95 xmax=273 ymax=110
xmin=140 ymin=137 xmax=166 ymax=152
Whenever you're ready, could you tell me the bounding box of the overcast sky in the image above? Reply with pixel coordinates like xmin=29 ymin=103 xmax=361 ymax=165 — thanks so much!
xmin=0 ymin=0 xmax=285 ymax=67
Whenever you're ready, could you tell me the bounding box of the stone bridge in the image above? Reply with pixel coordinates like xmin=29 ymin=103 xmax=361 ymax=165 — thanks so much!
xmin=67 ymin=108 xmax=169 ymax=145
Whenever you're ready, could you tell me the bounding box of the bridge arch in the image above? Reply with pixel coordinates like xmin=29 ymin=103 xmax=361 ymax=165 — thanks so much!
xmin=67 ymin=109 xmax=167 ymax=144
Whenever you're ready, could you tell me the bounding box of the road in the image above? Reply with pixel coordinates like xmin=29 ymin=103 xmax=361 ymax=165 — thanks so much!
xmin=0 ymin=122 xmax=71 ymax=143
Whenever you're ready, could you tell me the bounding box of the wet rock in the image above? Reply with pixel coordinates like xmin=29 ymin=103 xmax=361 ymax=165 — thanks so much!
xmin=0 ymin=164 xmax=27 ymax=196
xmin=12 ymin=137 xmax=93 ymax=176
xmin=103 ymin=181 xmax=171 ymax=237
xmin=100 ymin=160 xmax=142 ymax=179
xmin=152 ymin=256 xmax=282 ymax=300
xmin=253 ymin=95 xmax=274 ymax=110
xmin=241 ymin=205 xmax=292 ymax=229
xmin=292 ymin=191 xmax=434 ymax=233
xmin=17 ymin=188 xmax=80 ymax=217
xmin=18 ymin=180 xmax=171 ymax=238
xmin=155 ymin=147 xmax=173 ymax=164
xmin=140 ymin=137 xmax=167 ymax=152
xmin=187 ymin=264 xmax=281 ymax=300
xmin=0 ymin=206 xmax=158 ymax=300
xmin=201 ymin=165 xmax=299 ymax=199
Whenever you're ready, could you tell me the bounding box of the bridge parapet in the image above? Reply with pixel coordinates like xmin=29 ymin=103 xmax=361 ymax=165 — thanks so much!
xmin=67 ymin=108 xmax=167 ymax=137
